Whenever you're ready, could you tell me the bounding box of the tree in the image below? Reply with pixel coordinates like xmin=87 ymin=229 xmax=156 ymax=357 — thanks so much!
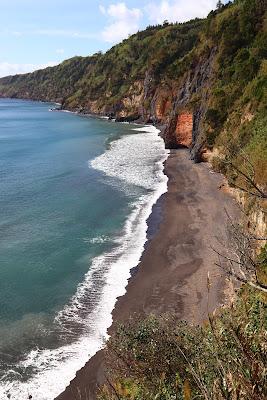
xmin=213 ymin=149 xmax=267 ymax=293
xmin=224 ymin=148 xmax=267 ymax=199
xmin=216 ymin=0 xmax=223 ymax=9
xmin=213 ymin=211 xmax=267 ymax=294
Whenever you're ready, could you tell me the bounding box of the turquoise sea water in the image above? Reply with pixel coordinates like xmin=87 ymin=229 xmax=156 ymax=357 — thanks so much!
xmin=0 ymin=99 xmax=168 ymax=399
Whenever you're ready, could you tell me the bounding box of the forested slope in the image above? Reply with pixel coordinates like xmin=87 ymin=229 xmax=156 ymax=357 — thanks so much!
xmin=1 ymin=2 xmax=266 ymax=398
xmin=1 ymin=0 xmax=266 ymax=238
xmin=0 ymin=1 xmax=266 ymax=171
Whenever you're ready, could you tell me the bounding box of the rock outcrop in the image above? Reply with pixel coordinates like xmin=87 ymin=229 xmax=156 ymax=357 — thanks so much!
xmin=149 ymin=46 xmax=216 ymax=160
xmin=175 ymin=112 xmax=193 ymax=147
xmin=0 ymin=0 xmax=266 ymax=169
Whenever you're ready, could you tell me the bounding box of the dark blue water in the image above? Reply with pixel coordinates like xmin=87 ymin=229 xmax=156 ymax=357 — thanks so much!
xmin=0 ymin=99 xmax=168 ymax=399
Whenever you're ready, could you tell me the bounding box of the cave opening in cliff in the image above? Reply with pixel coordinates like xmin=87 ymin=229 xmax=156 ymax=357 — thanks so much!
xmin=175 ymin=112 xmax=193 ymax=148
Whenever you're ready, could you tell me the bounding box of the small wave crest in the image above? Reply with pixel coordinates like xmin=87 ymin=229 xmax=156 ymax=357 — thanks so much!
xmin=83 ymin=235 xmax=111 ymax=244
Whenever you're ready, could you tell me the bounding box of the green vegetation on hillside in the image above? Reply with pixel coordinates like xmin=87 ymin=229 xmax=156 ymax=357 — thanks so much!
xmin=98 ymin=286 xmax=266 ymax=400
xmin=0 ymin=19 xmax=203 ymax=107
xmin=0 ymin=1 xmax=266 ymax=181
xmin=0 ymin=56 xmax=97 ymax=102
xmin=0 ymin=1 xmax=266 ymax=399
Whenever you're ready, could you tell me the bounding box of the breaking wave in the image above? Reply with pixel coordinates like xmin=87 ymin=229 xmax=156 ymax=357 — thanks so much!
xmin=0 ymin=125 xmax=169 ymax=400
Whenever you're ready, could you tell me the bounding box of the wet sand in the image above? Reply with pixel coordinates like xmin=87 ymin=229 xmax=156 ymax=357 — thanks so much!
xmin=56 ymin=149 xmax=238 ymax=400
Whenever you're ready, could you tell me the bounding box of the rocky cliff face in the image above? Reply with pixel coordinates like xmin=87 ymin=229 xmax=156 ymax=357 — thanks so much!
xmin=103 ymin=46 xmax=216 ymax=162
xmin=0 ymin=0 xmax=266 ymax=174
xmin=81 ymin=46 xmax=216 ymax=163
xmin=154 ymin=47 xmax=216 ymax=161
xmin=175 ymin=112 xmax=193 ymax=147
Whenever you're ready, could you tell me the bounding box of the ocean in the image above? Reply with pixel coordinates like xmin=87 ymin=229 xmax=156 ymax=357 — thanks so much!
xmin=0 ymin=99 xmax=168 ymax=399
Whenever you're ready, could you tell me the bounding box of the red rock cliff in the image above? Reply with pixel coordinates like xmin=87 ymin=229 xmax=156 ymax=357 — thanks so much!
xmin=175 ymin=112 xmax=193 ymax=147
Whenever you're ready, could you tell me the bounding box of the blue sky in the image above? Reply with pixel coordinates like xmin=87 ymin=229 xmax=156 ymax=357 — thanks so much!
xmin=0 ymin=0 xmax=223 ymax=77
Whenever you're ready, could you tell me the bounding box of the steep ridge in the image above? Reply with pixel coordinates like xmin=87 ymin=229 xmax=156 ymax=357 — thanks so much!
xmin=0 ymin=0 xmax=266 ymax=181
xmin=0 ymin=2 xmax=266 ymax=398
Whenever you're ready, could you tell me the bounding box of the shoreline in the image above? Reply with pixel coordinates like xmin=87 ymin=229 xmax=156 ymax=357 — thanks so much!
xmin=0 ymin=104 xmax=169 ymax=400
xmin=56 ymin=148 xmax=239 ymax=400
xmin=0 ymin=97 xmax=161 ymax=126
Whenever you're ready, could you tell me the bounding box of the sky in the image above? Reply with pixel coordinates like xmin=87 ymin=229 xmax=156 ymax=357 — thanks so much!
xmin=0 ymin=0 xmax=224 ymax=77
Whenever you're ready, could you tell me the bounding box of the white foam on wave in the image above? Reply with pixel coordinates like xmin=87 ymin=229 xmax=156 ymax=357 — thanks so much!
xmin=0 ymin=125 xmax=169 ymax=400
xmin=59 ymin=109 xmax=78 ymax=114
xmin=91 ymin=125 xmax=166 ymax=191
xmin=83 ymin=235 xmax=111 ymax=244
xmin=132 ymin=125 xmax=161 ymax=133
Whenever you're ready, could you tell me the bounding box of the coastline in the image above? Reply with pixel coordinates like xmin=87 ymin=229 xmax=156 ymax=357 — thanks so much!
xmin=56 ymin=148 xmax=239 ymax=400
xmin=0 ymin=103 xmax=170 ymax=400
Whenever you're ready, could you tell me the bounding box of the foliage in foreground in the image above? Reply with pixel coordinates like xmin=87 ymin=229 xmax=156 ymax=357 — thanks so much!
xmin=98 ymin=284 xmax=267 ymax=400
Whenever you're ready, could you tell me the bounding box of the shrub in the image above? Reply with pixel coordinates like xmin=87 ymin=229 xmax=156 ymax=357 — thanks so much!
xmin=98 ymin=286 xmax=267 ymax=399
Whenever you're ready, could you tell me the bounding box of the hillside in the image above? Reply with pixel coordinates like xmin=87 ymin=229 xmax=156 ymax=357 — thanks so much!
xmin=1 ymin=1 xmax=266 ymax=399
xmin=0 ymin=5 xmax=266 ymax=268
xmin=1 ymin=0 xmax=266 ymax=268
xmin=0 ymin=1 xmax=266 ymax=173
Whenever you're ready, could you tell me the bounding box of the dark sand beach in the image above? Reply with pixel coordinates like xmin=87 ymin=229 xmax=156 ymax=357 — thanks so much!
xmin=57 ymin=148 xmax=238 ymax=400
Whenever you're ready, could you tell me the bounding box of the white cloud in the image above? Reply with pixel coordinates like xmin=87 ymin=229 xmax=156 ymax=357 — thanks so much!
xmin=0 ymin=61 xmax=59 ymax=78
xmin=99 ymin=4 xmax=106 ymax=15
xmin=101 ymin=2 xmax=142 ymax=43
xmin=56 ymin=48 xmax=65 ymax=54
xmin=146 ymin=0 xmax=219 ymax=24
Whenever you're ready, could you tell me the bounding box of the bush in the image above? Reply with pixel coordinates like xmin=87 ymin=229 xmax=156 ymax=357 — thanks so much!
xmin=98 ymin=287 xmax=267 ymax=400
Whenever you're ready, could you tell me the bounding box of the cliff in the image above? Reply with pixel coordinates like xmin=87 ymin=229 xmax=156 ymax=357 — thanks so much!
xmin=0 ymin=0 xmax=266 ymax=191
xmin=1 ymin=3 xmax=266 ymax=398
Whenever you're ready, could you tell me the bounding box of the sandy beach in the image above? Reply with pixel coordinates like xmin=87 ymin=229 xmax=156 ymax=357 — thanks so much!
xmin=56 ymin=148 xmax=238 ymax=400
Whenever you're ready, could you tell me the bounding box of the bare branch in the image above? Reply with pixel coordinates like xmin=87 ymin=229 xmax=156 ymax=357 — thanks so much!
xmin=106 ymin=378 xmax=122 ymax=400
xmin=230 ymin=182 xmax=266 ymax=199
xmin=212 ymin=206 xmax=267 ymax=293
xmin=212 ymin=246 xmax=247 ymax=267
xmin=222 ymin=145 xmax=267 ymax=199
